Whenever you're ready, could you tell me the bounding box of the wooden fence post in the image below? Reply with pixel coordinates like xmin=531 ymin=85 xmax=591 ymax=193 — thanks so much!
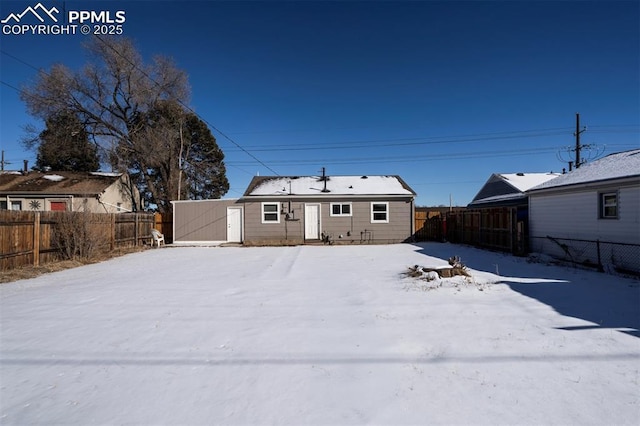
xmin=135 ymin=213 xmax=139 ymax=246
xmin=33 ymin=212 xmax=40 ymax=266
xmin=110 ymin=214 xmax=116 ymax=251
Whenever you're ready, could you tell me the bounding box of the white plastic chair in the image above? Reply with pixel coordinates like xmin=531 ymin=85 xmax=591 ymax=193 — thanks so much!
xmin=151 ymin=229 xmax=165 ymax=247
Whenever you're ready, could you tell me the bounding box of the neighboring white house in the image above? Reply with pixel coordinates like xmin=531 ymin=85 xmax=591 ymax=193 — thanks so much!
xmin=527 ymin=149 xmax=640 ymax=273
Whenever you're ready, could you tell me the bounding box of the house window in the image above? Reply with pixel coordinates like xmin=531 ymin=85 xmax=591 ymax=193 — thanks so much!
xmin=10 ymin=201 xmax=22 ymax=211
xmin=0 ymin=201 xmax=6 ymax=210
xmin=600 ymin=192 xmax=618 ymax=219
xmin=262 ymin=202 xmax=280 ymax=223
xmin=371 ymin=202 xmax=389 ymax=223
xmin=330 ymin=203 xmax=352 ymax=217
xmin=50 ymin=201 xmax=67 ymax=211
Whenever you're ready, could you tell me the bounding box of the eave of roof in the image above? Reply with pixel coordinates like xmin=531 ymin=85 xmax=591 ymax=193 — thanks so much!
xmin=242 ymin=175 xmax=416 ymax=197
xmin=0 ymin=171 xmax=123 ymax=195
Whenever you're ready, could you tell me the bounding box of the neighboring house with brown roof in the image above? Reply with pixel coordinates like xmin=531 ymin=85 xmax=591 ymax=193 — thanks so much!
xmin=172 ymin=174 xmax=417 ymax=245
xmin=0 ymin=171 xmax=140 ymax=213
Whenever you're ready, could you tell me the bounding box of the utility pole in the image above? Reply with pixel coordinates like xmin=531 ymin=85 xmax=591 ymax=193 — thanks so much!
xmin=574 ymin=112 xmax=587 ymax=168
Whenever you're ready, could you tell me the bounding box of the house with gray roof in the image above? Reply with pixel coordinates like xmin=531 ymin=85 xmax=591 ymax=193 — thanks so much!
xmin=171 ymin=173 xmax=417 ymax=245
xmin=527 ymin=149 xmax=640 ymax=273
xmin=467 ymin=172 xmax=560 ymax=209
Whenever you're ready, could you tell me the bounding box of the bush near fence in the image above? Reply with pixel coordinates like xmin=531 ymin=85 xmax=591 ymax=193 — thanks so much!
xmin=530 ymin=236 xmax=640 ymax=276
xmin=0 ymin=210 xmax=156 ymax=271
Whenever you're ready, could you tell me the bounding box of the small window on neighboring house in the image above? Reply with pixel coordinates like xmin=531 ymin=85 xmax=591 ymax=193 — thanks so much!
xmin=10 ymin=201 xmax=22 ymax=211
xmin=600 ymin=192 xmax=618 ymax=219
xmin=117 ymin=202 xmax=122 ymax=212
xmin=0 ymin=201 xmax=7 ymax=210
xmin=371 ymin=202 xmax=389 ymax=223
xmin=331 ymin=203 xmax=352 ymax=217
xmin=50 ymin=201 xmax=67 ymax=211
xmin=262 ymin=202 xmax=280 ymax=223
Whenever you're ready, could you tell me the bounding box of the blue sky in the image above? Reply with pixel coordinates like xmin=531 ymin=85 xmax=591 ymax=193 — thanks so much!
xmin=1 ymin=1 xmax=638 ymax=206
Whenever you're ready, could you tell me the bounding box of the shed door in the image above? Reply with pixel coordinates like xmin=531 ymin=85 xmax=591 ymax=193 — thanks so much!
xmin=226 ymin=207 xmax=242 ymax=243
xmin=305 ymin=204 xmax=320 ymax=240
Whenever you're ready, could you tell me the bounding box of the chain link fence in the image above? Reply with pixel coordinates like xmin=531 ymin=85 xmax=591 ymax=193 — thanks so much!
xmin=530 ymin=236 xmax=640 ymax=276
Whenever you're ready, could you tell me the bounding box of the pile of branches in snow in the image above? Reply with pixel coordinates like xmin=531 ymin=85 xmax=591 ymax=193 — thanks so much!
xmin=406 ymin=256 xmax=471 ymax=280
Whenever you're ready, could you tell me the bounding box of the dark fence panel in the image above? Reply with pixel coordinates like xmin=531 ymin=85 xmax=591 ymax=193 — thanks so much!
xmin=414 ymin=210 xmax=444 ymax=241
xmin=445 ymin=208 xmax=526 ymax=254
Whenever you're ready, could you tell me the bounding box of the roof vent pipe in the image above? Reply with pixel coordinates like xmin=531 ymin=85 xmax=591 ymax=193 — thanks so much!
xmin=321 ymin=167 xmax=330 ymax=192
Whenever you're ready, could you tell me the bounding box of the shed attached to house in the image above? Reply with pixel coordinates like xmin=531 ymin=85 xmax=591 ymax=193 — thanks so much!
xmin=171 ymin=198 xmax=242 ymax=244
xmin=527 ymin=149 xmax=640 ymax=274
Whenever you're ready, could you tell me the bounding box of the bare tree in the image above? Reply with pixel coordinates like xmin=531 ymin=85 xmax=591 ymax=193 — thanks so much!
xmin=20 ymin=36 xmax=226 ymax=211
xmin=124 ymin=100 xmax=229 ymax=212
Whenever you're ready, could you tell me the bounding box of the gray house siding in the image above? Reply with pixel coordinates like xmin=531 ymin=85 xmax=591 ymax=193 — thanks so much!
xmin=239 ymin=197 xmax=414 ymax=245
xmin=172 ymin=199 xmax=241 ymax=243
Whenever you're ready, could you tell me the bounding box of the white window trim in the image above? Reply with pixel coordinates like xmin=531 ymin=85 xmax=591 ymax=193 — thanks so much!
xmin=600 ymin=192 xmax=618 ymax=219
xmin=330 ymin=202 xmax=352 ymax=217
xmin=261 ymin=202 xmax=280 ymax=224
xmin=370 ymin=202 xmax=389 ymax=223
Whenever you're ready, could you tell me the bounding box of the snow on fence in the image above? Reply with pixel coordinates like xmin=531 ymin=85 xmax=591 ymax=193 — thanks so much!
xmin=0 ymin=210 xmax=155 ymax=271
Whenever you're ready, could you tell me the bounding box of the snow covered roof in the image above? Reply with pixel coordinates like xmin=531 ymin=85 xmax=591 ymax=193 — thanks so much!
xmin=468 ymin=172 xmax=560 ymax=207
xmin=498 ymin=173 xmax=561 ymax=192
xmin=243 ymin=175 xmax=416 ymax=197
xmin=528 ymin=149 xmax=640 ymax=192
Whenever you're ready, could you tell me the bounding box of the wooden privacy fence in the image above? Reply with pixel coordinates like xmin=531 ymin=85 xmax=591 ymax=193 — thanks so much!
xmin=414 ymin=210 xmax=444 ymax=241
xmin=154 ymin=212 xmax=173 ymax=243
xmin=0 ymin=210 xmax=155 ymax=271
xmin=445 ymin=207 xmax=527 ymax=255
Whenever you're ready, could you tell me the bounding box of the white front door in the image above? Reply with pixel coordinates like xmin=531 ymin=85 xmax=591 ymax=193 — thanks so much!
xmin=304 ymin=204 xmax=320 ymax=240
xmin=227 ymin=207 xmax=242 ymax=242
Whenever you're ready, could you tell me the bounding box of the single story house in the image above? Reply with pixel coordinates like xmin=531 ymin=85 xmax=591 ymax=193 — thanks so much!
xmin=0 ymin=171 xmax=140 ymax=213
xmin=527 ymin=149 xmax=640 ymax=273
xmin=172 ymin=174 xmax=417 ymax=245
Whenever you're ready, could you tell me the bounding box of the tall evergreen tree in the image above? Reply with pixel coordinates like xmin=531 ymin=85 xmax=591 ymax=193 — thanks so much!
xmin=122 ymin=100 xmax=229 ymax=213
xmin=35 ymin=111 xmax=99 ymax=172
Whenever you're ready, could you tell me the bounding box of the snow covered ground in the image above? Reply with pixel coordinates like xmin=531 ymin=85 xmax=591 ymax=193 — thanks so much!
xmin=1 ymin=243 xmax=638 ymax=425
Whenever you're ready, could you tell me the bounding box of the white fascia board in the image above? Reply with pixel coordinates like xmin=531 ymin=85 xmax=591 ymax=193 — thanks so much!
xmin=241 ymin=194 xmax=414 ymax=200
xmin=171 ymin=198 xmax=241 ymax=204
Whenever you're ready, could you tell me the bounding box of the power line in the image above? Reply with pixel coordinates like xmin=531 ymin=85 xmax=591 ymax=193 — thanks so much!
xmin=223 ymin=129 xmax=573 ymax=153
xmin=91 ymin=35 xmax=280 ymax=176
xmin=2 ymin=43 xmax=281 ymax=176
xmin=227 ymin=145 xmax=561 ymax=166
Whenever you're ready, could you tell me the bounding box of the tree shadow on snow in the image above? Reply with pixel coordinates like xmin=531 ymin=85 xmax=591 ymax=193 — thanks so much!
xmin=410 ymin=242 xmax=640 ymax=338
